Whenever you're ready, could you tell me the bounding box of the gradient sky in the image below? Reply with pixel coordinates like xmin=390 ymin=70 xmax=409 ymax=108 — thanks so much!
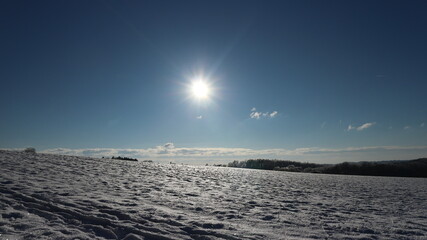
xmin=1 ymin=0 xmax=427 ymax=164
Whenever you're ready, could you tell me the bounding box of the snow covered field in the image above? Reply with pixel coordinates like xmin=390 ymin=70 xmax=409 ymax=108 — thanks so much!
xmin=1 ymin=150 xmax=426 ymax=240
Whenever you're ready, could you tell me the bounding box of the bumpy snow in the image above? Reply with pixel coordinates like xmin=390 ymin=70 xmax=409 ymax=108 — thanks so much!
xmin=1 ymin=150 xmax=426 ymax=240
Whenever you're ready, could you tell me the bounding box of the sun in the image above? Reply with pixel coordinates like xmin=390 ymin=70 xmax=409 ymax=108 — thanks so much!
xmin=191 ymin=80 xmax=210 ymax=100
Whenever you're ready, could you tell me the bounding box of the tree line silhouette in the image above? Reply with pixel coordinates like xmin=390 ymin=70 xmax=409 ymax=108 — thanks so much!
xmin=323 ymin=159 xmax=427 ymax=177
xmin=227 ymin=158 xmax=427 ymax=178
xmin=111 ymin=156 xmax=138 ymax=162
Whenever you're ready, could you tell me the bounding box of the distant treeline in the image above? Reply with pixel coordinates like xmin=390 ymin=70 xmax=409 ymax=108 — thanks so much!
xmin=228 ymin=159 xmax=321 ymax=172
xmin=111 ymin=156 xmax=138 ymax=162
xmin=227 ymin=158 xmax=427 ymax=178
xmin=323 ymin=159 xmax=427 ymax=178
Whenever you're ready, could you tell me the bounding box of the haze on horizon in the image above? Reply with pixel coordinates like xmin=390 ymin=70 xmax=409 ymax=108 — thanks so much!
xmin=1 ymin=0 xmax=427 ymax=164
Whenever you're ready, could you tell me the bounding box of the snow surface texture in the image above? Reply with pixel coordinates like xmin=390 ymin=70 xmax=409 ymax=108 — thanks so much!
xmin=0 ymin=150 xmax=426 ymax=240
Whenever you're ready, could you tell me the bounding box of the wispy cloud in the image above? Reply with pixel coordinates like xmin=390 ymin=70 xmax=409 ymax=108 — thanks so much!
xmin=269 ymin=111 xmax=278 ymax=118
xmin=404 ymin=125 xmax=411 ymax=130
xmin=321 ymin=121 xmax=326 ymax=129
xmin=196 ymin=115 xmax=203 ymax=119
xmin=347 ymin=122 xmax=376 ymax=131
xmin=421 ymin=122 xmax=425 ymax=128
xmin=356 ymin=122 xmax=376 ymax=131
xmin=250 ymin=111 xmax=261 ymax=119
xmin=250 ymin=108 xmax=278 ymax=119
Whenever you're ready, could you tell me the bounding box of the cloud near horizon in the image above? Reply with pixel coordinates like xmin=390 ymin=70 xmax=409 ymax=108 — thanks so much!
xmin=37 ymin=143 xmax=427 ymax=163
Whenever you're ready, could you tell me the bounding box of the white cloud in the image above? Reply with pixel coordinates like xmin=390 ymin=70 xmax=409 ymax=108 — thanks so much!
xmin=40 ymin=143 xmax=427 ymax=164
xmin=250 ymin=111 xmax=261 ymax=119
xmin=196 ymin=115 xmax=203 ymax=119
xmin=421 ymin=122 xmax=425 ymax=128
xmin=404 ymin=126 xmax=411 ymax=130
xmin=163 ymin=143 xmax=175 ymax=149
xmin=269 ymin=111 xmax=278 ymax=118
xmin=250 ymin=109 xmax=278 ymax=119
xmin=356 ymin=122 xmax=376 ymax=131
xmin=347 ymin=122 xmax=375 ymax=131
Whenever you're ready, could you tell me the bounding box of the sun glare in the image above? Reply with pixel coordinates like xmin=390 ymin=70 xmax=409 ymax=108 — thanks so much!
xmin=191 ymin=80 xmax=210 ymax=100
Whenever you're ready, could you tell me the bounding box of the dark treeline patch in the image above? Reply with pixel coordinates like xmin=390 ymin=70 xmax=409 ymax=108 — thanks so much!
xmin=111 ymin=156 xmax=138 ymax=162
xmin=227 ymin=158 xmax=427 ymax=178
xmin=228 ymin=159 xmax=325 ymax=172
xmin=323 ymin=159 xmax=427 ymax=178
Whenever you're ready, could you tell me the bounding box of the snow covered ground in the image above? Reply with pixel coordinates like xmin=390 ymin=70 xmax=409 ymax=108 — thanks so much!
xmin=1 ymin=150 xmax=426 ymax=240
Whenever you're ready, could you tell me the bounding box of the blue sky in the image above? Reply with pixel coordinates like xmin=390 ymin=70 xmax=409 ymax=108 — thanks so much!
xmin=1 ymin=0 xmax=427 ymax=163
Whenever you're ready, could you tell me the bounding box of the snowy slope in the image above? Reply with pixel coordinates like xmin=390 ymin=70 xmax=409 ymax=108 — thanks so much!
xmin=0 ymin=150 xmax=426 ymax=240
